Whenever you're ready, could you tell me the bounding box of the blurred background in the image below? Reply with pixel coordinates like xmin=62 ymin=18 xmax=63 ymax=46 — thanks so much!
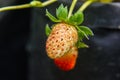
xmin=0 ymin=0 xmax=120 ymax=80
xmin=0 ymin=0 xmax=31 ymax=80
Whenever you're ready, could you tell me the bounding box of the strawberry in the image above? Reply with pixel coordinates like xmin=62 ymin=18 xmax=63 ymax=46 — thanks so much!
xmin=46 ymin=23 xmax=78 ymax=59
xmin=54 ymin=46 xmax=78 ymax=71
xmin=45 ymin=4 xmax=94 ymax=71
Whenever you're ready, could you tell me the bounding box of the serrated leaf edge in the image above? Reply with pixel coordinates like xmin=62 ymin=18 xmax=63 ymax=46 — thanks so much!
xmin=56 ymin=4 xmax=68 ymax=21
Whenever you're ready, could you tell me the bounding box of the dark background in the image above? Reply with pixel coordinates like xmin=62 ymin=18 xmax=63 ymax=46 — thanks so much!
xmin=0 ymin=0 xmax=120 ymax=80
xmin=0 ymin=0 xmax=31 ymax=80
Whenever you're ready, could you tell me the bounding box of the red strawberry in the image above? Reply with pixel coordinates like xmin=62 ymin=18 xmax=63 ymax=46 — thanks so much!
xmin=46 ymin=23 xmax=78 ymax=59
xmin=54 ymin=46 xmax=78 ymax=71
xmin=45 ymin=4 xmax=93 ymax=71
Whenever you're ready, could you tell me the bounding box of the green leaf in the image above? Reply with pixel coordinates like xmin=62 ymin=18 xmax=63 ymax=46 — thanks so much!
xmin=68 ymin=10 xmax=84 ymax=25
xmin=46 ymin=9 xmax=61 ymax=22
xmin=77 ymin=42 xmax=89 ymax=48
xmin=77 ymin=30 xmax=86 ymax=41
xmin=79 ymin=26 xmax=94 ymax=36
xmin=76 ymin=26 xmax=89 ymax=40
xmin=56 ymin=4 xmax=68 ymax=21
xmin=45 ymin=24 xmax=51 ymax=36
xmin=76 ymin=26 xmax=94 ymax=40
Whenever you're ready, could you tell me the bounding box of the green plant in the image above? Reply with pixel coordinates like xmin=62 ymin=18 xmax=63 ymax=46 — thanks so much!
xmin=45 ymin=0 xmax=113 ymax=71
xmin=0 ymin=0 xmax=113 ymax=71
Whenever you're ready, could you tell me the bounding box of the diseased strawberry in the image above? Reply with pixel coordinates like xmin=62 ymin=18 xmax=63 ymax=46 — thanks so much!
xmin=54 ymin=46 xmax=78 ymax=71
xmin=45 ymin=4 xmax=94 ymax=71
xmin=46 ymin=23 xmax=78 ymax=59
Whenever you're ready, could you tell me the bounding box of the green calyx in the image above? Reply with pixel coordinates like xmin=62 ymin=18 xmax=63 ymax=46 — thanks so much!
xmin=46 ymin=4 xmax=84 ymax=25
xmin=45 ymin=4 xmax=94 ymax=48
xmin=45 ymin=24 xmax=51 ymax=36
xmin=75 ymin=26 xmax=94 ymax=48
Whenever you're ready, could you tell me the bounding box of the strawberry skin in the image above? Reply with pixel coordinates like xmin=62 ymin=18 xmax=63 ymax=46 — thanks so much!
xmin=46 ymin=23 xmax=78 ymax=59
xmin=45 ymin=4 xmax=94 ymax=71
xmin=54 ymin=46 xmax=78 ymax=71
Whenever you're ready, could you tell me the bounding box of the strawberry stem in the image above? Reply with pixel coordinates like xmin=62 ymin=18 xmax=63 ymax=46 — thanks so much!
xmin=68 ymin=0 xmax=78 ymax=18
xmin=41 ymin=0 xmax=57 ymax=7
xmin=0 ymin=0 xmax=57 ymax=12
xmin=78 ymin=0 xmax=96 ymax=12
xmin=0 ymin=4 xmax=31 ymax=12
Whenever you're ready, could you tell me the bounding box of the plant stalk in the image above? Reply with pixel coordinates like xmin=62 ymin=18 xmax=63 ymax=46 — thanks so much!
xmin=42 ymin=0 xmax=57 ymax=7
xmin=68 ymin=0 xmax=78 ymax=18
xmin=78 ymin=0 xmax=95 ymax=12
xmin=0 ymin=0 xmax=57 ymax=12
xmin=0 ymin=4 xmax=31 ymax=12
